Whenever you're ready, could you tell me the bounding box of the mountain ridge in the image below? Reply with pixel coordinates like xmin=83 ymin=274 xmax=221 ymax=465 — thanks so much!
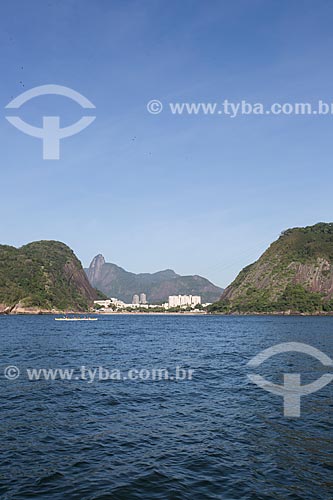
xmin=85 ymin=254 xmax=223 ymax=303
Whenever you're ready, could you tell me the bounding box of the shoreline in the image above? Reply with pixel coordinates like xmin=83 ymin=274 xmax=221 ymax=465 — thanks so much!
xmin=1 ymin=310 xmax=333 ymax=317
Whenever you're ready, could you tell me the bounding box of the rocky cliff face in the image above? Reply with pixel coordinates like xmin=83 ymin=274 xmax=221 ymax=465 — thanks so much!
xmin=213 ymin=223 xmax=333 ymax=313
xmin=86 ymin=254 xmax=105 ymax=285
xmin=85 ymin=255 xmax=223 ymax=303
xmin=0 ymin=241 xmax=98 ymax=313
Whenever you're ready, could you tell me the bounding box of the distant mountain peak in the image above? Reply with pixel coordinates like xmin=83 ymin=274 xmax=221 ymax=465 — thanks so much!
xmin=91 ymin=254 xmax=105 ymax=266
xmin=87 ymin=254 xmax=106 ymax=284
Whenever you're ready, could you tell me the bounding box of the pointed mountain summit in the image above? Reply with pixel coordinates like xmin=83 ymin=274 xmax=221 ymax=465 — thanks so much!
xmin=86 ymin=254 xmax=105 ymax=284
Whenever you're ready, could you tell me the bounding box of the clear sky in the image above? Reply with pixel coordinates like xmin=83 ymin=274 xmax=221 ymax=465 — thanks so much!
xmin=1 ymin=0 xmax=333 ymax=288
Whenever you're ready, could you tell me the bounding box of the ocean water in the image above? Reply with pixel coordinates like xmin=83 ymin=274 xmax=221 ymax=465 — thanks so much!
xmin=0 ymin=315 xmax=332 ymax=499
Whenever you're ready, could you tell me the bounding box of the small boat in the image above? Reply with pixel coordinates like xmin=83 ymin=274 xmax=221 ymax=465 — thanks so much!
xmin=55 ymin=317 xmax=98 ymax=321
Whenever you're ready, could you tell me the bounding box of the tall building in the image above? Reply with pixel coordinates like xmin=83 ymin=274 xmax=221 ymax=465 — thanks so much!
xmin=132 ymin=294 xmax=140 ymax=305
xmin=140 ymin=293 xmax=147 ymax=304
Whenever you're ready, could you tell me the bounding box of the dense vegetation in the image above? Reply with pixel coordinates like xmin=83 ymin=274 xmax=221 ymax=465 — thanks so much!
xmin=0 ymin=241 xmax=97 ymax=311
xmin=210 ymin=223 xmax=333 ymax=314
xmin=209 ymin=285 xmax=332 ymax=314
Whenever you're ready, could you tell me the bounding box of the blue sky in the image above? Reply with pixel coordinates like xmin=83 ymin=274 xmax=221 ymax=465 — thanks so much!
xmin=1 ymin=0 xmax=333 ymax=288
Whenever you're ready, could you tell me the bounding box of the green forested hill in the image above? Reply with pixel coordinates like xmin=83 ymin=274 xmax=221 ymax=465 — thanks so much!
xmin=0 ymin=241 xmax=98 ymax=312
xmin=210 ymin=223 xmax=333 ymax=314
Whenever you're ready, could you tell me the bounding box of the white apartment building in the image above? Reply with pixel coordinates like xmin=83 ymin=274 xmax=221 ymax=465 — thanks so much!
xmin=168 ymin=295 xmax=201 ymax=308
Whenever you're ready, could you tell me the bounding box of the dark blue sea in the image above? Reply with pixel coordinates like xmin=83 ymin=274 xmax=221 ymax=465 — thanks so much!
xmin=0 ymin=315 xmax=332 ymax=499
